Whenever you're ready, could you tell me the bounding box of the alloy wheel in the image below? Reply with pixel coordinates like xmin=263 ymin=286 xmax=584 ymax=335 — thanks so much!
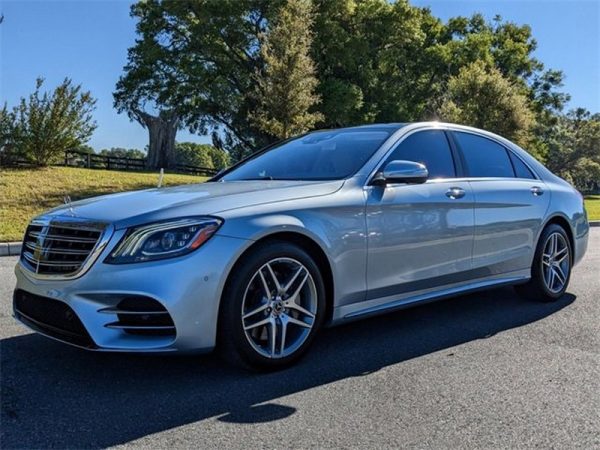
xmin=241 ymin=257 xmax=318 ymax=359
xmin=541 ymin=232 xmax=570 ymax=294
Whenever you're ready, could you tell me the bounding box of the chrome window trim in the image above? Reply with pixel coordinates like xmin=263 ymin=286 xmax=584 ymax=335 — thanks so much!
xmin=19 ymin=216 xmax=114 ymax=281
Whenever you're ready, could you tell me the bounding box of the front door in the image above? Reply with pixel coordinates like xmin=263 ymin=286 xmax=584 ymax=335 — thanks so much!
xmin=365 ymin=129 xmax=475 ymax=305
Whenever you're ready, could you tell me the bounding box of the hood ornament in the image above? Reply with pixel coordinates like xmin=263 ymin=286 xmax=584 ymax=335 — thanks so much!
xmin=63 ymin=195 xmax=75 ymax=216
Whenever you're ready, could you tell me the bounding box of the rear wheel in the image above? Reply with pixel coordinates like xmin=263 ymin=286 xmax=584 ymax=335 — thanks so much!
xmin=515 ymin=223 xmax=572 ymax=302
xmin=218 ymin=241 xmax=325 ymax=370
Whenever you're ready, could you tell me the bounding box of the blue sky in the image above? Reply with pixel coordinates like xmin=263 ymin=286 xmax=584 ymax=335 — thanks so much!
xmin=1 ymin=0 xmax=598 ymax=151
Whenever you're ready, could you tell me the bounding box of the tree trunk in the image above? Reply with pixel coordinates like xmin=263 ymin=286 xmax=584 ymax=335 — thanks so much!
xmin=138 ymin=111 xmax=179 ymax=170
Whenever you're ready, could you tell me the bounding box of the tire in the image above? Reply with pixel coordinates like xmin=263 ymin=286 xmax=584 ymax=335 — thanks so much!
xmin=218 ymin=240 xmax=326 ymax=371
xmin=515 ymin=223 xmax=572 ymax=302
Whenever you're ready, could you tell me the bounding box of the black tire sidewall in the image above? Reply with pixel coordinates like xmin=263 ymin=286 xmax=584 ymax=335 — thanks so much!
xmin=218 ymin=241 xmax=326 ymax=370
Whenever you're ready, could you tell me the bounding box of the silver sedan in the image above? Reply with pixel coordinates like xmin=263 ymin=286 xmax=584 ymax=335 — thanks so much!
xmin=13 ymin=122 xmax=589 ymax=370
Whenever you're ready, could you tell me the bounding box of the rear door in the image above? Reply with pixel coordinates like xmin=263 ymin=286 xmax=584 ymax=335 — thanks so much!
xmin=365 ymin=129 xmax=475 ymax=303
xmin=450 ymin=131 xmax=550 ymax=274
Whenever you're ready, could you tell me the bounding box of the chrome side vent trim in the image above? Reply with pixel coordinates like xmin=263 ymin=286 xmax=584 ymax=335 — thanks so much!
xmin=99 ymin=296 xmax=176 ymax=337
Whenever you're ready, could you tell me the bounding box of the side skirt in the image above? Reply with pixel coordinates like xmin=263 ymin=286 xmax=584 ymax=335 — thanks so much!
xmin=332 ymin=271 xmax=530 ymax=324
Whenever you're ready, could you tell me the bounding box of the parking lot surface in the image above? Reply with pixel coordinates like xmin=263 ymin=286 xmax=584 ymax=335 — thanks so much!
xmin=1 ymin=229 xmax=599 ymax=449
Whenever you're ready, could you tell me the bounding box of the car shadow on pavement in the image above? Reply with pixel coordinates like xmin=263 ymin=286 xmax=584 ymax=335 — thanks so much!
xmin=1 ymin=287 xmax=575 ymax=449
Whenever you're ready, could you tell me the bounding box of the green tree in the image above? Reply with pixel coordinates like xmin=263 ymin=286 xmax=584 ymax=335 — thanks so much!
xmin=438 ymin=61 xmax=535 ymax=149
xmin=207 ymin=146 xmax=230 ymax=170
xmin=545 ymin=109 xmax=600 ymax=192
xmin=74 ymin=144 xmax=96 ymax=154
xmin=252 ymin=0 xmax=322 ymax=139
xmin=175 ymin=142 xmax=230 ymax=170
xmin=99 ymin=147 xmax=146 ymax=159
xmin=11 ymin=78 xmax=97 ymax=166
xmin=0 ymin=104 xmax=16 ymax=156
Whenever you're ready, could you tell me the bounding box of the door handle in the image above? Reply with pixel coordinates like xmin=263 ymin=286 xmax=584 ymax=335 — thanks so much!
xmin=445 ymin=187 xmax=466 ymax=199
xmin=531 ymin=186 xmax=544 ymax=196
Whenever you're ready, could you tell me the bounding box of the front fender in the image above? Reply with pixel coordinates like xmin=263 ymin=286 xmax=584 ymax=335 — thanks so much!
xmin=215 ymin=190 xmax=368 ymax=308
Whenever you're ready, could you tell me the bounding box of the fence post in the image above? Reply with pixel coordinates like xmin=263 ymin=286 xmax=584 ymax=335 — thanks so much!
xmin=64 ymin=151 xmax=69 ymax=166
xmin=107 ymin=156 xmax=111 ymax=171
xmin=87 ymin=153 xmax=91 ymax=168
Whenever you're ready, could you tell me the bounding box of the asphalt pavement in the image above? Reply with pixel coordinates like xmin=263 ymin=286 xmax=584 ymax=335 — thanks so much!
xmin=1 ymin=229 xmax=599 ymax=449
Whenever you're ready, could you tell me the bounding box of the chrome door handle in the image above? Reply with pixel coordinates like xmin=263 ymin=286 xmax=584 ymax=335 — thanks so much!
xmin=445 ymin=187 xmax=465 ymax=199
xmin=531 ymin=186 xmax=544 ymax=196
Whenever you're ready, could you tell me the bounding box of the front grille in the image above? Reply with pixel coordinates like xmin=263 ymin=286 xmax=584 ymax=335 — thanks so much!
xmin=21 ymin=218 xmax=107 ymax=277
xmin=99 ymin=296 xmax=176 ymax=337
xmin=13 ymin=290 xmax=96 ymax=348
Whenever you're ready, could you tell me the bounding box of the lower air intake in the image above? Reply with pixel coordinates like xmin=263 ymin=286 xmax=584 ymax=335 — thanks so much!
xmin=13 ymin=290 xmax=96 ymax=348
xmin=99 ymin=296 xmax=176 ymax=337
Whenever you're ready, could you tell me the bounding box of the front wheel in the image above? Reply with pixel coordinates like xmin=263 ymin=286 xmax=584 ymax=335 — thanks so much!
xmin=515 ymin=223 xmax=572 ymax=302
xmin=218 ymin=241 xmax=326 ymax=370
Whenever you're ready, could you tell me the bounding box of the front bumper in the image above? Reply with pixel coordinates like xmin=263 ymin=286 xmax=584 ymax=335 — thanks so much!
xmin=13 ymin=234 xmax=251 ymax=353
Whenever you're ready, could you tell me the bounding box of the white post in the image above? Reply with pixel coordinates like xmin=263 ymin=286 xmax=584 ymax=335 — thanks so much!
xmin=157 ymin=168 xmax=164 ymax=188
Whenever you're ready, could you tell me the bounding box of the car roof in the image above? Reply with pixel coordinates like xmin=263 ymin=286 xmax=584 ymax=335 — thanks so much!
xmin=315 ymin=123 xmax=407 ymax=134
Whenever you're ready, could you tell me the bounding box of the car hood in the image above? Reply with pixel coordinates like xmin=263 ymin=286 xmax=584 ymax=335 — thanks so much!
xmin=43 ymin=180 xmax=344 ymax=229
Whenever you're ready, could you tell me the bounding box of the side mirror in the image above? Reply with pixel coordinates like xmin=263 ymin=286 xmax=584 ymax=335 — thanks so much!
xmin=372 ymin=160 xmax=428 ymax=185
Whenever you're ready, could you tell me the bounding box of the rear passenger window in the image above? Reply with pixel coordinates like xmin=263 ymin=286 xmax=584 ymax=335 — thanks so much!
xmin=453 ymin=132 xmax=515 ymax=178
xmin=385 ymin=130 xmax=456 ymax=179
xmin=508 ymin=152 xmax=536 ymax=179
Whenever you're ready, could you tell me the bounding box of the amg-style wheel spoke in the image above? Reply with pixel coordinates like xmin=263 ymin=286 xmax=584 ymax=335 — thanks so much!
xmin=242 ymin=257 xmax=318 ymax=359
xmin=244 ymin=317 xmax=271 ymax=331
xmin=283 ymin=266 xmax=304 ymax=294
xmin=285 ymin=314 xmax=312 ymax=329
xmin=279 ymin=316 xmax=288 ymax=355
xmin=243 ymin=302 xmax=269 ymax=320
xmin=555 ymin=247 xmax=568 ymax=263
xmin=553 ymin=266 xmax=566 ymax=285
xmin=287 ymin=272 xmax=309 ymax=303
xmin=269 ymin=318 xmax=277 ymax=356
xmin=286 ymin=301 xmax=316 ymax=319
xmin=266 ymin=263 xmax=282 ymax=292
xmin=258 ymin=270 xmax=272 ymax=300
xmin=548 ymin=268 xmax=556 ymax=290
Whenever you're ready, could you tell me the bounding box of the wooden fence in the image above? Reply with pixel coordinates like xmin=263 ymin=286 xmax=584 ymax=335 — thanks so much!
xmin=0 ymin=149 xmax=218 ymax=177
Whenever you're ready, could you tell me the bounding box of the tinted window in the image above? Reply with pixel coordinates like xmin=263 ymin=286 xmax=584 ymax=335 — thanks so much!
xmin=454 ymin=132 xmax=515 ymax=178
xmin=385 ymin=130 xmax=455 ymax=179
xmin=224 ymin=130 xmax=390 ymax=181
xmin=508 ymin=151 xmax=536 ymax=179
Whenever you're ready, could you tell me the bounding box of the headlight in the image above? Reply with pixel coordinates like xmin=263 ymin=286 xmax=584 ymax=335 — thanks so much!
xmin=105 ymin=217 xmax=222 ymax=264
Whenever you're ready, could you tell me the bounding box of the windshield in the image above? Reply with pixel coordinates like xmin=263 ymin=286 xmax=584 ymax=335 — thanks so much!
xmin=222 ymin=130 xmax=391 ymax=181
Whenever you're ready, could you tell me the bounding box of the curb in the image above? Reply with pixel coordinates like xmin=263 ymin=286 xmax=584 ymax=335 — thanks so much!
xmin=0 ymin=242 xmax=22 ymax=257
xmin=0 ymin=221 xmax=599 ymax=256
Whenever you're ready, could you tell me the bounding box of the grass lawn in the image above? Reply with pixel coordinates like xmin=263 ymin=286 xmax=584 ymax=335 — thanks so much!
xmin=0 ymin=167 xmax=207 ymax=242
xmin=584 ymin=195 xmax=600 ymax=221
